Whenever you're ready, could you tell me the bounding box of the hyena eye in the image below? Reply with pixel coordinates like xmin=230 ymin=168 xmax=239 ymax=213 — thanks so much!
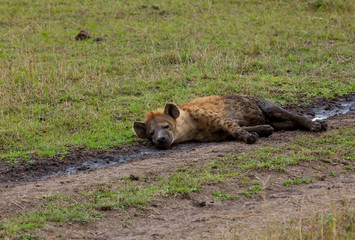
xmin=149 ymin=131 xmax=154 ymax=137
xmin=163 ymin=124 xmax=169 ymax=129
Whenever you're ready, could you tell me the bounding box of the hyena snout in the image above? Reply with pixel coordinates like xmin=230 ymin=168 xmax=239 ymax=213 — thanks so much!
xmin=152 ymin=130 xmax=173 ymax=149
xmin=157 ymin=136 xmax=166 ymax=143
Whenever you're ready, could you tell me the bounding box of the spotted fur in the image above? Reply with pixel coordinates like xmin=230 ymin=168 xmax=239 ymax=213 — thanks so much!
xmin=133 ymin=95 xmax=326 ymax=149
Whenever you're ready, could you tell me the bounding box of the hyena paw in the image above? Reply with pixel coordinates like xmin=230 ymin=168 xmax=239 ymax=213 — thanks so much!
xmin=258 ymin=125 xmax=274 ymax=137
xmin=311 ymin=121 xmax=327 ymax=132
xmin=246 ymin=132 xmax=259 ymax=144
xmin=234 ymin=130 xmax=258 ymax=144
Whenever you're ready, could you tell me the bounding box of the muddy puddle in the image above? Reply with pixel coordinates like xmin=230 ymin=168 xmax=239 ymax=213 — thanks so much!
xmin=47 ymin=142 xmax=215 ymax=177
xmin=0 ymin=95 xmax=354 ymax=185
xmin=0 ymin=142 xmax=218 ymax=186
xmin=307 ymin=95 xmax=355 ymax=121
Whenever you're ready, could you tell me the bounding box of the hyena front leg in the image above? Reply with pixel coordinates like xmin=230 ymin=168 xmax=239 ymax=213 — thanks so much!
xmin=193 ymin=109 xmax=258 ymax=144
xmin=212 ymin=117 xmax=259 ymax=144
xmin=232 ymin=128 xmax=259 ymax=144
xmin=241 ymin=125 xmax=274 ymax=137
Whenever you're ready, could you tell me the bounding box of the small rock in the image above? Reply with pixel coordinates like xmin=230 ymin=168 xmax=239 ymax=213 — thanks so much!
xmin=38 ymin=117 xmax=46 ymax=122
xmin=193 ymin=199 xmax=207 ymax=207
xmin=77 ymin=166 xmax=89 ymax=171
xmin=198 ymin=201 xmax=206 ymax=207
xmin=350 ymin=103 xmax=355 ymax=112
xmin=152 ymin=5 xmax=159 ymax=10
xmin=96 ymin=206 xmax=112 ymax=211
xmin=129 ymin=174 xmax=139 ymax=181
xmin=75 ymin=30 xmax=91 ymax=41
xmin=93 ymin=37 xmax=106 ymax=42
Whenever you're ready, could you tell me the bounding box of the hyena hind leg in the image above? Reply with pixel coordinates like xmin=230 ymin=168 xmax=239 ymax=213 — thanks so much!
xmin=256 ymin=99 xmax=327 ymax=132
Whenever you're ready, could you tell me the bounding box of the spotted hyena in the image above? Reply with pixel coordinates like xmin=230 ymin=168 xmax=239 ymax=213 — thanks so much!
xmin=133 ymin=95 xmax=326 ymax=149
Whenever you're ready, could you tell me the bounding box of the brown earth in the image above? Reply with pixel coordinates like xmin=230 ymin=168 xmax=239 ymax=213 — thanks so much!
xmin=0 ymin=113 xmax=354 ymax=239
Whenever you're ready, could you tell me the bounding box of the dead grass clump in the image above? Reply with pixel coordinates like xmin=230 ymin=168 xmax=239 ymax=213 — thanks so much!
xmin=266 ymin=208 xmax=354 ymax=239
xmin=308 ymin=0 xmax=354 ymax=12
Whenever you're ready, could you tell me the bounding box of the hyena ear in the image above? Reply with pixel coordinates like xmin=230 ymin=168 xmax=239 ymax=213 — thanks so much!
xmin=164 ymin=103 xmax=180 ymax=119
xmin=133 ymin=122 xmax=147 ymax=138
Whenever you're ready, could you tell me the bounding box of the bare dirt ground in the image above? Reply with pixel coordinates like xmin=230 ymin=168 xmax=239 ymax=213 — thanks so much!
xmin=0 ymin=113 xmax=354 ymax=239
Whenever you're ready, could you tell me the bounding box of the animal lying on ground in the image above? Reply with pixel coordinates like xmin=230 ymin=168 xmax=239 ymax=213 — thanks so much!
xmin=133 ymin=95 xmax=327 ymax=149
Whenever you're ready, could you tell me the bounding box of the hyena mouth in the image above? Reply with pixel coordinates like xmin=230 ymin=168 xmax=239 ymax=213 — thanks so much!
xmin=154 ymin=138 xmax=174 ymax=149
xmin=153 ymin=134 xmax=174 ymax=149
xmin=155 ymin=142 xmax=173 ymax=149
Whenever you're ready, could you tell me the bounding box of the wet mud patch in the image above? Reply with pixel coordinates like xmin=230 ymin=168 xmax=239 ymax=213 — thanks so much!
xmin=309 ymin=94 xmax=355 ymax=120
xmin=0 ymin=94 xmax=354 ymax=185
xmin=286 ymin=94 xmax=355 ymax=119
xmin=0 ymin=141 xmax=217 ymax=185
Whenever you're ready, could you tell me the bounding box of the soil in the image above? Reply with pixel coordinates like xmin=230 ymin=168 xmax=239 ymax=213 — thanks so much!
xmin=75 ymin=31 xmax=91 ymax=41
xmin=93 ymin=37 xmax=106 ymax=42
xmin=0 ymin=101 xmax=354 ymax=239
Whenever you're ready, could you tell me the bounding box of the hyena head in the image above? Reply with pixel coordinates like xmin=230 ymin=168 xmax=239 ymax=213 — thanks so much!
xmin=133 ymin=103 xmax=180 ymax=149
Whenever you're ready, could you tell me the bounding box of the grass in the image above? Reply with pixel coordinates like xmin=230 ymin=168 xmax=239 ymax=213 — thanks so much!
xmin=283 ymin=176 xmax=313 ymax=186
xmin=0 ymin=202 xmax=103 ymax=237
xmin=264 ymin=204 xmax=355 ymax=240
xmin=213 ymin=181 xmax=264 ymax=200
xmin=0 ymin=126 xmax=353 ymax=238
xmin=0 ymin=0 xmax=354 ymax=160
xmin=233 ymin=126 xmax=355 ymax=171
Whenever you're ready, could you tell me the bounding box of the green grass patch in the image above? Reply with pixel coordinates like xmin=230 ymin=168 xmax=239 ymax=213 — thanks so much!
xmin=19 ymin=234 xmax=42 ymax=240
xmin=283 ymin=176 xmax=313 ymax=186
xmin=232 ymin=127 xmax=355 ymax=171
xmin=0 ymin=0 xmax=354 ymax=160
xmin=212 ymin=181 xmax=264 ymax=200
xmin=0 ymin=202 xmax=102 ymax=237
xmin=212 ymin=192 xmax=239 ymax=200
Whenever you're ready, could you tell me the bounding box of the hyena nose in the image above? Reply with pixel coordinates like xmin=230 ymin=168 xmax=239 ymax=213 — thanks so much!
xmin=157 ymin=137 xmax=166 ymax=143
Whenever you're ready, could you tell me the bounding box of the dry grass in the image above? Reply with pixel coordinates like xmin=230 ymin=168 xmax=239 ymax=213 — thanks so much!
xmin=219 ymin=188 xmax=355 ymax=240
xmin=264 ymin=197 xmax=355 ymax=240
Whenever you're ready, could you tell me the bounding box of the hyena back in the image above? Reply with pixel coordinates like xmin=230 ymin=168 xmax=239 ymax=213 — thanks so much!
xmin=133 ymin=95 xmax=326 ymax=149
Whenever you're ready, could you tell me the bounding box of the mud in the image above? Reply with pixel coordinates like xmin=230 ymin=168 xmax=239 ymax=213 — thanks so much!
xmin=285 ymin=94 xmax=355 ymax=118
xmin=0 ymin=95 xmax=354 ymax=185
xmin=307 ymin=94 xmax=355 ymax=120
xmin=75 ymin=30 xmax=91 ymax=40
xmin=0 ymin=142 xmax=215 ymax=186
xmin=93 ymin=37 xmax=106 ymax=42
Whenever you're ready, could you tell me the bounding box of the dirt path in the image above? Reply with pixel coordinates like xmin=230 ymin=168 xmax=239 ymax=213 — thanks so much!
xmin=0 ymin=114 xmax=354 ymax=239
